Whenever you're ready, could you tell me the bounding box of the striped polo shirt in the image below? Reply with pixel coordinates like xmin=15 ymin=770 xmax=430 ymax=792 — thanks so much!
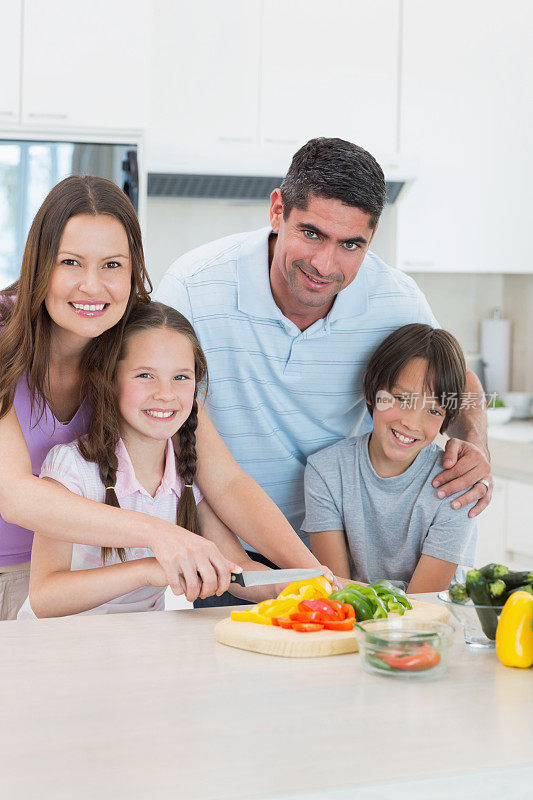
xmin=155 ymin=226 xmax=438 ymax=541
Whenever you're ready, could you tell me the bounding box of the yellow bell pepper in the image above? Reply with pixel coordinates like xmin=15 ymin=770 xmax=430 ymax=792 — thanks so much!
xmin=230 ymin=608 xmax=272 ymax=625
xmin=256 ymin=597 xmax=302 ymax=618
xmin=230 ymin=577 xmax=332 ymax=626
xmin=278 ymin=576 xmax=332 ymax=599
xmin=496 ymin=591 xmax=533 ymax=669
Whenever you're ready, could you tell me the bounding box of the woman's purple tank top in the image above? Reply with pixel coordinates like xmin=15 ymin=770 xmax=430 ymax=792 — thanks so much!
xmin=0 ymin=377 xmax=90 ymax=565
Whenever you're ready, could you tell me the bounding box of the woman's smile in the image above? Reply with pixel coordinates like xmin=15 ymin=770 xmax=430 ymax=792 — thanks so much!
xmin=68 ymin=301 xmax=110 ymax=317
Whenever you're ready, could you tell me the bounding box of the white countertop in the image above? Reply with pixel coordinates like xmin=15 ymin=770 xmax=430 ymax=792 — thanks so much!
xmin=1 ymin=599 xmax=532 ymax=800
xmin=487 ymin=420 xmax=533 ymax=484
xmin=488 ymin=419 xmax=533 ymax=443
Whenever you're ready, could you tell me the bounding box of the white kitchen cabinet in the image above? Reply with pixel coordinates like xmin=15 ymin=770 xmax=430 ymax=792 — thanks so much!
xmin=0 ymin=0 xmax=22 ymax=125
xmin=506 ymin=479 xmax=533 ymax=559
xmin=21 ymin=0 xmax=150 ymax=131
xmin=474 ymin=476 xmax=507 ymax=564
xmin=260 ymin=0 xmax=400 ymax=155
xmin=146 ymin=0 xmax=401 ymax=171
xmin=398 ymin=0 xmax=533 ymax=273
xmin=146 ymin=0 xmax=261 ymax=162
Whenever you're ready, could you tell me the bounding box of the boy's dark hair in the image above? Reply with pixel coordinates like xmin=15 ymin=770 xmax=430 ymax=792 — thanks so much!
xmin=280 ymin=137 xmax=386 ymax=229
xmin=363 ymin=324 xmax=467 ymax=432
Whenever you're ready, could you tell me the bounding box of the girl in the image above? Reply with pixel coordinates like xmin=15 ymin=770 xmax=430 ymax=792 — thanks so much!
xmin=20 ymin=302 xmax=289 ymax=617
xmin=302 ymin=324 xmax=478 ymax=593
xmin=0 ymin=175 xmax=325 ymax=619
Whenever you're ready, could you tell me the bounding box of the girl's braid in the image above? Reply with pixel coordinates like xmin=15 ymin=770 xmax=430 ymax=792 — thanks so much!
xmin=98 ymin=453 xmax=127 ymax=564
xmin=176 ymin=394 xmax=200 ymax=535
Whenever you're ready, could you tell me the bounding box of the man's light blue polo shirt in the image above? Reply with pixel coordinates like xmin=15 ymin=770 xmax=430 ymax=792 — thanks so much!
xmin=155 ymin=227 xmax=438 ymax=542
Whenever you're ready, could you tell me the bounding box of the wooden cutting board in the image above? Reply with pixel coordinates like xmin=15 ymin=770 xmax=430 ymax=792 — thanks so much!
xmin=215 ymin=598 xmax=450 ymax=658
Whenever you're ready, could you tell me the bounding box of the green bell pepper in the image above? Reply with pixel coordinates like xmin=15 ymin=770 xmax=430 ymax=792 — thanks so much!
xmin=329 ymin=587 xmax=374 ymax=621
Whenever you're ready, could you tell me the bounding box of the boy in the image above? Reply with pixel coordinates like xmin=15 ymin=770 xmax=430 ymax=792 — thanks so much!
xmin=302 ymin=324 xmax=477 ymax=593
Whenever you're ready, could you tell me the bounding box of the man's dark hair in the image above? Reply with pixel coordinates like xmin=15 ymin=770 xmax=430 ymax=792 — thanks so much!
xmin=363 ymin=324 xmax=467 ymax=432
xmin=280 ymin=137 xmax=386 ymax=228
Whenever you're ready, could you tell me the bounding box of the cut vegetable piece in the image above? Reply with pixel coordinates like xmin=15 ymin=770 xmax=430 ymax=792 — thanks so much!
xmin=278 ymin=576 xmax=332 ymax=598
xmin=341 ymin=603 xmax=356 ymax=620
xmin=380 ymin=643 xmax=441 ymax=671
xmin=273 ymin=618 xmax=295 ymax=629
xmin=323 ymin=619 xmax=355 ymax=631
xmin=480 ymin=563 xmax=510 ymax=581
xmin=449 ymin=583 xmax=468 ymax=603
xmin=488 ymin=579 xmax=507 ymax=603
xmin=291 ymin=623 xmax=324 ymax=632
xmin=230 ymin=610 xmax=272 ymax=625
xmin=299 ymin=599 xmax=338 ymax=619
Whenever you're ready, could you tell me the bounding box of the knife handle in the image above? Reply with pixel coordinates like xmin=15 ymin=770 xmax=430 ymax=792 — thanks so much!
xmin=230 ymin=572 xmax=245 ymax=586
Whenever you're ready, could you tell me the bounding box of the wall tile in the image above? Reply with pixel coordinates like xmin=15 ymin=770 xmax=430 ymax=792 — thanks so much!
xmin=407 ymin=272 xmax=504 ymax=355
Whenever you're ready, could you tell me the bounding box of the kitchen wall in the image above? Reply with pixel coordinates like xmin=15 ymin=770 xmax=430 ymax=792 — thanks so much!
xmin=502 ymin=276 xmax=533 ymax=394
xmin=408 ymin=272 xmax=504 ymax=356
xmin=408 ymin=273 xmax=533 ymax=394
xmin=145 ymin=197 xmax=270 ymax=287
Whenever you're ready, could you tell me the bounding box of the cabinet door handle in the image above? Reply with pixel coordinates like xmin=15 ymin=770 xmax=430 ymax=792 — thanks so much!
xmin=28 ymin=112 xmax=68 ymax=120
xmin=0 ymin=111 xmax=15 ymax=117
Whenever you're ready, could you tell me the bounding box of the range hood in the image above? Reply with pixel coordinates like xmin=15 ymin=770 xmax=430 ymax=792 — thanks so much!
xmin=146 ymin=145 xmax=415 ymax=205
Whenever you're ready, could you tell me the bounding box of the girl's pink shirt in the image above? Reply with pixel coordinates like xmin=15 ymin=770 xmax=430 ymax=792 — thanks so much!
xmin=17 ymin=437 xmax=203 ymax=617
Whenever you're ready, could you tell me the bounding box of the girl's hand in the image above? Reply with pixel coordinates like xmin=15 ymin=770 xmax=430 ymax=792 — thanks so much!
xmin=139 ymin=557 xmax=169 ymax=589
xmin=146 ymin=522 xmax=243 ymax=602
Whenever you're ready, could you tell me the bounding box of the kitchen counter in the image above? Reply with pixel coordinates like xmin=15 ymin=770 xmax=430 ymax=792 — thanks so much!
xmin=1 ymin=600 xmax=532 ymax=800
xmin=488 ymin=421 xmax=533 ymax=483
xmin=488 ymin=419 xmax=533 ymax=443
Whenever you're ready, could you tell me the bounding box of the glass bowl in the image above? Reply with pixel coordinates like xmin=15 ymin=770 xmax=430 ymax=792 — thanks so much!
xmin=438 ymin=590 xmax=504 ymax=648
xmin=355 ymin=618 xmax=454 ymax=679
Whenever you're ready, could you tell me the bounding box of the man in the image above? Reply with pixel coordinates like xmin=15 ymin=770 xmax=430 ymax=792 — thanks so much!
xmin=155 ymin=138 xmax=491 ymax=604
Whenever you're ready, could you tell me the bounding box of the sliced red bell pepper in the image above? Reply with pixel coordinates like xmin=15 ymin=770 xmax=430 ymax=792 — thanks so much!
xmin=341 ymin=603 xmax=356 ymax=620
xmin=325 ymin=600 xmax=345 ymax=618
xmin=273 ymin=617 xmax=295 ymax=629
xmin=291 ymin=623 xmax=324 ymax=632
xmin=323 ymin=619 xmax=355 ymax=631
xmin=290 ymin=611 xmax=320 ymax=623
xmin=379 ymin=643 xmax=441 ymax=671
xmin=299 ymin=599 xmax=339 ymax=619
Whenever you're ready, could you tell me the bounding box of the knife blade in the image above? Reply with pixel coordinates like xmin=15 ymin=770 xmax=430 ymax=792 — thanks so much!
xmin=230 ymin=568 xmax=324 ymax=588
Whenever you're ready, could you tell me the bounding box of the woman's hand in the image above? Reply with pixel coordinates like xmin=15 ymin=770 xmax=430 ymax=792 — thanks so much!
xmin=147 ymin=522 xmax=243 ymax=602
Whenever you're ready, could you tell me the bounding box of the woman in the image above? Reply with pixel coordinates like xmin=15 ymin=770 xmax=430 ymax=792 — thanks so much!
xmin=0 ymin=175 xmax=322 ymax=619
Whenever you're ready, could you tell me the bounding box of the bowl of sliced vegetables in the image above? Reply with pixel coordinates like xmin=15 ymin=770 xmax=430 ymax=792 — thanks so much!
xmin=439 ymin=563 xmax=533 ymax=648
xmin=355 ymin=618 xmax=453 ymax=679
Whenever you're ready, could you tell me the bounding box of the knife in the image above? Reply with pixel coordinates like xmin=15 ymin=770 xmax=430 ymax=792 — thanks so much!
xmin=230 ymin=568 xmax=324 ymax=588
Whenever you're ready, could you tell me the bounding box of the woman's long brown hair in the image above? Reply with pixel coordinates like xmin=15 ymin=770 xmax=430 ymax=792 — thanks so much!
xmin=0 ymin=175 xmax=152 ymax=424
xmin=77 ymin=301 xmax=208 ymax=563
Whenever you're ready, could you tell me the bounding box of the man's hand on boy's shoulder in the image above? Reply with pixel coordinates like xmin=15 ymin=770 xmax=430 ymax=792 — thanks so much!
xmin=432 ymin=438 xmax=492 ymax=518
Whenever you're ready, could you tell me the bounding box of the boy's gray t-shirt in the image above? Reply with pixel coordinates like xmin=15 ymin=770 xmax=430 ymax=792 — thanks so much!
xmin=302 ymin=432 xmax=477 ymax=590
